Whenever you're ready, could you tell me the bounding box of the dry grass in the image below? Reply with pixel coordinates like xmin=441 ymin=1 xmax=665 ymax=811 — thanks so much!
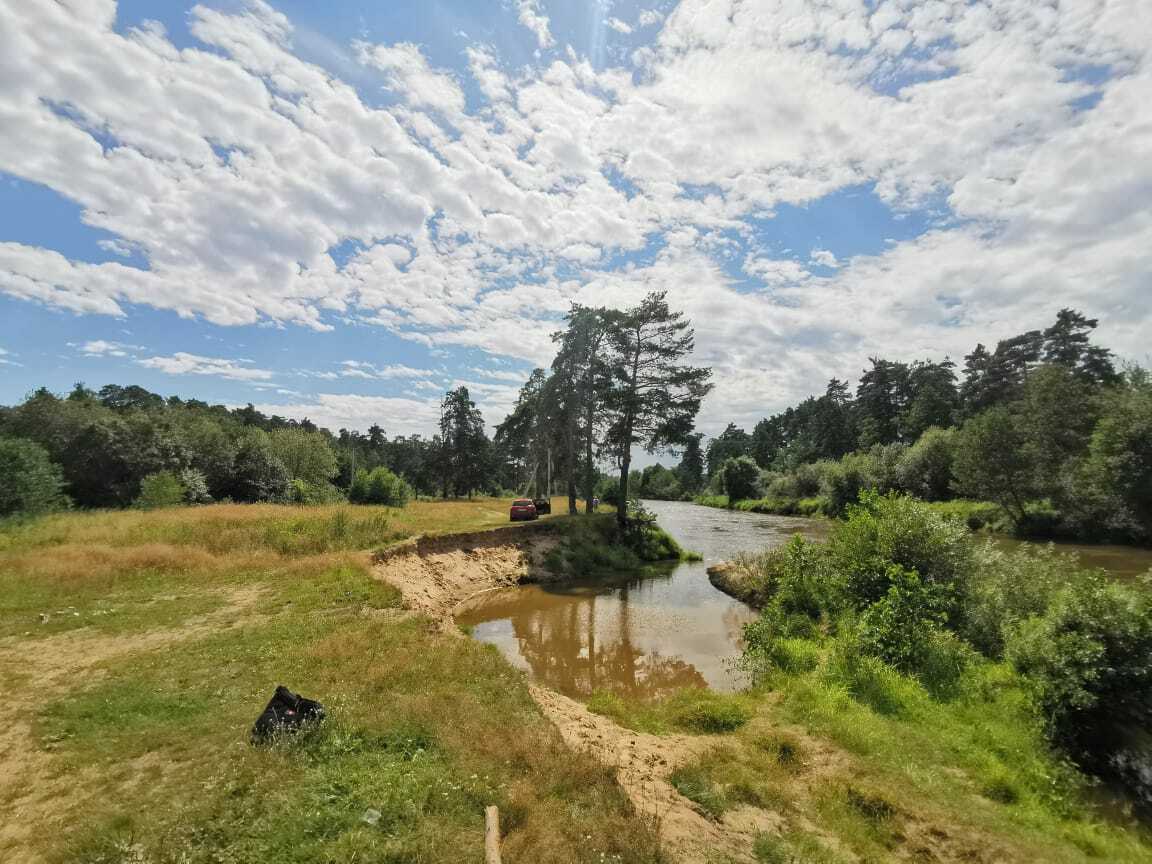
xmin=0 ymin=496 xmax=574 ymax=557
xmin=0 ymin=499 xmax=661 ymax=864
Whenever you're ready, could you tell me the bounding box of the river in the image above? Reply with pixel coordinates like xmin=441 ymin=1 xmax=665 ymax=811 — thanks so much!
xmin=455 ymin=500 xmax=828 ymax=698
xmin=456 ymin=500 xmax=1151 ymax=700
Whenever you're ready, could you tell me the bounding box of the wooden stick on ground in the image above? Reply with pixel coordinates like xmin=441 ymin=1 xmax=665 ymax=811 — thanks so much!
xmin=484 ymin=805 xmax=502 ymax=864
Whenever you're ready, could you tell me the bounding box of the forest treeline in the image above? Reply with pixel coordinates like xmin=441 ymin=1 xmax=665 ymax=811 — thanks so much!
xmin=0 ymin=291 xmax=711 ymax=527
xmin=636 ymin=309 xmax=1151 ymax=544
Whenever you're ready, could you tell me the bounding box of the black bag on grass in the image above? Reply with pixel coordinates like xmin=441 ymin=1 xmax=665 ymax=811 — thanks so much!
xmin=251 ymin=685 xmax=325 ymax=744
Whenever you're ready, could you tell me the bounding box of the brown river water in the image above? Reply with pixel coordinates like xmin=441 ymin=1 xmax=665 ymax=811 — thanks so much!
xmin=456 ymin=500 xmax=1151 ymax=699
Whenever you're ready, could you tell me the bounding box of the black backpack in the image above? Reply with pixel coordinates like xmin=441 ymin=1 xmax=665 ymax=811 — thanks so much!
xmin=250 ymin=685 xmax=325 ymax=744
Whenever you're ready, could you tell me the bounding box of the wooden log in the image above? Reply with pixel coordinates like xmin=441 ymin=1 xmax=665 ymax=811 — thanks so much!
xmin=484 ymin=805 xmax=502 ymax=864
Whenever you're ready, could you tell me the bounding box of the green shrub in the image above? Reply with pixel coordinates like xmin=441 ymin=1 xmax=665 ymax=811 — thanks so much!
xmin=719 ymin=455 xmax=761 ymax=501
xmin=348 ymin=466 xmax=411 ymax=507
xmin=896 ymin=426 xmax=955 ymax=501
xmin=1006 ymin=575 xmax=1152 ymax=774
xmin=962 ymin=543 xmax=1074 ymax=657
xmin=924 ymin=499 xmax=1001 ymax=531
xmin=858 ymin=566 xmax=944 ymax=674
xmin=819 ymin=457 xmax=871 ymax=517
xmin=0 ymin=437 xmax=69 ymax=517
xmin=762 ymin=462 xmax=826 ymax=499
xmin=791 ymin=462 xmax=826 ymax=498
xmin=134 ymin=471 xmax=186 ymax=509
xmin=626 ymin=504 xmax=688 ymax=561
xmin=829 ymin=492 xmax=975 ymax=621
xmin=735 ymin=535 xmax=842 ymax=619
xmin=546 ymin=513 xmax=686 ymax=576
xmin=288 ymin=478 xmax=347 ymax=505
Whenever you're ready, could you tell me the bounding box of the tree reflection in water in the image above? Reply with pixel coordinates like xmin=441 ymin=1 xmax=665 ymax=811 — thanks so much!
xmin=459 ymin=569 xmax=731 ymax=698
xmin=458 ymin=501 xmax=832 ymax=698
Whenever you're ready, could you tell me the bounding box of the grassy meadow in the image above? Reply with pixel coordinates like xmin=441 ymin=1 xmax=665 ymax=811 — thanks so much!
xmin=0 ymin=498 xmax=662 ymax=864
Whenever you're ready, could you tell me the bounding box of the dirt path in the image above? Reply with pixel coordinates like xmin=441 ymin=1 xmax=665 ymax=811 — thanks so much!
xmin=373 ymin=526 xmax=784 ymax=863
xmin=0 ymin=586 xmax=267 ymax=861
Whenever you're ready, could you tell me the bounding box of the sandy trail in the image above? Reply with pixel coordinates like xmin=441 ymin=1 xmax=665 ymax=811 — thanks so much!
xmin=0 ymin=586 xmax=267 ymax=861
xmin=530 ymin=684 xmax=781 ymax=863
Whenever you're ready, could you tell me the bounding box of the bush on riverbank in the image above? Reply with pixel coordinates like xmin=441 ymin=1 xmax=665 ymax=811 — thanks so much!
xmin=544 ymin=510 xmax=696 ymax=576
xmin=736 ymin=492 xmax=1152 ymax=807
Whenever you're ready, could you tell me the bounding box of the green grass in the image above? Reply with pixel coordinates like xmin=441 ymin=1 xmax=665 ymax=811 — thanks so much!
xmin=594 ymin=635 xmax=1152 ymax=863
xmin=587 ymin=688 xmax=754 ymax=735
xmin=760 ymin=640 xmax=1152 ymax=862
xmin=0 ymin=501 xmax=664 ymax=864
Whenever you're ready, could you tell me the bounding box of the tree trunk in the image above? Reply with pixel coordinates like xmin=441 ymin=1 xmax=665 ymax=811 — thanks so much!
xmin=617 ymin=447 xmax=631 ymax=530
xmin=566 ymin=397 xmax=578 ymax=515
xmin=617 ymin=331 xmax=641 ymax=531
xmin=584 ymin=399 xmax=596 ymax=514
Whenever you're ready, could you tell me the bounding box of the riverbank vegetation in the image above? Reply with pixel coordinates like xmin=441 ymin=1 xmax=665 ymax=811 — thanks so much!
xmin=595 ymin=493 xmax=1152 ymax=861
xmin=543 ymin=507 xmax=698 ymax=577
xmin=644 ymin=310 xmax=1150 ymax=546
xmin=0 ymin=499 xmax=666 ymax=863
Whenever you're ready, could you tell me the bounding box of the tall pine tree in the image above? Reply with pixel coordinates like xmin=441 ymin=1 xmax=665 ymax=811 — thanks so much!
xmin=603 ymin=292 xmax=713 ymax=528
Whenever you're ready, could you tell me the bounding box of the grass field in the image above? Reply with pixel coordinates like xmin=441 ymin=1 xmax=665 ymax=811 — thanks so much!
xmin=0 ymin=498 xmax=662 ymax=864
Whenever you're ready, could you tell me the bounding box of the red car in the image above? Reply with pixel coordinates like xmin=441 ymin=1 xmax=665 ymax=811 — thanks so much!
xmin=509 ymin=498 xmax=538 ymax=521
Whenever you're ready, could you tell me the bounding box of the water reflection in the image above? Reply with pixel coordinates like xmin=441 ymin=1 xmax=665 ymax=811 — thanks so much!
xmin=459 ymin=570 xmax=745 ymax=697
xmin=457 ymin=501 xmax=829 ymax=697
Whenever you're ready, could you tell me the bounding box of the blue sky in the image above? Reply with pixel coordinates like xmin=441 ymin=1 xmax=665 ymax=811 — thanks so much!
xmin=1 ymin=0 xmax=1149 ymax=442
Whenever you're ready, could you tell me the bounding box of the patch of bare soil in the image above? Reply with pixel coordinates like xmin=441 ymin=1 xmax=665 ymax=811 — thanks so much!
xmin=372 ymin=521 xmax=564 ymax=625
xmin=530 ymin=685 xmax=782 ymax=864
xmin=0 ymin=586 xmax=267 ymax=862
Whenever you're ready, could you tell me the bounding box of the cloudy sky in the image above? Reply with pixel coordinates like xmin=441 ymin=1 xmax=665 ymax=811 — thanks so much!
xmin=1 ymin=0 xmax=1149 ymax=443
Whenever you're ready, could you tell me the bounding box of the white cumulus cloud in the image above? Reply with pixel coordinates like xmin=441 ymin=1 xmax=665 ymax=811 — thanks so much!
xmin=137 ymin=353 xmax=274 ymax=381
xmin=0 ymin=0 xmax=1149 ymax=435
